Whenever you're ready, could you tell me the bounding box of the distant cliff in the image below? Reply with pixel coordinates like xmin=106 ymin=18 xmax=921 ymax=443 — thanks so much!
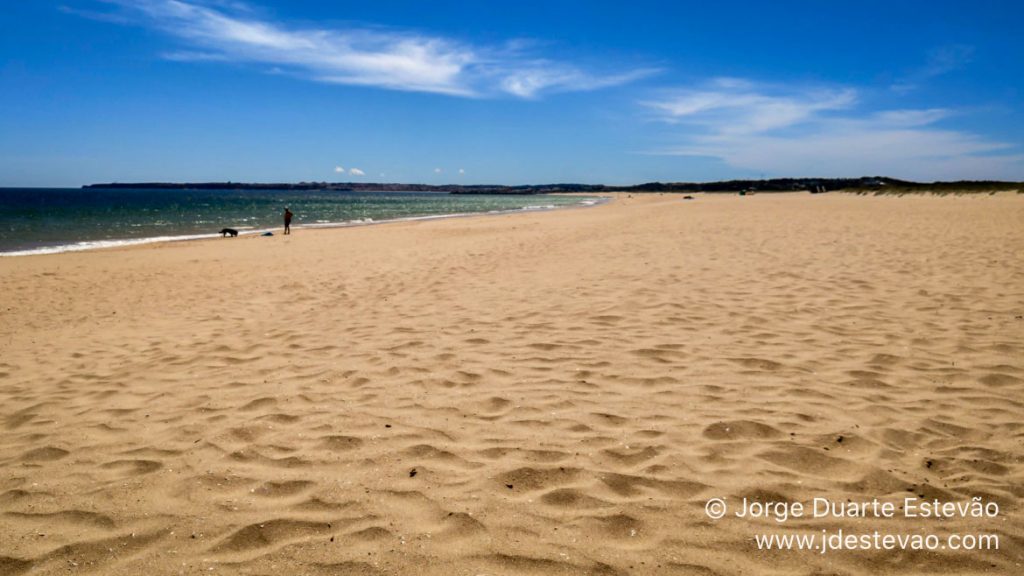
xmin=83 ymin=177 xmax=1021 ymax=194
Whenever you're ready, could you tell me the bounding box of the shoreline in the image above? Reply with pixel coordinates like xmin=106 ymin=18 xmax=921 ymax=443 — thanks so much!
xmin=3 ymin=189 xmax=1018 ymax=259
xmin=0 ymin=195 xmax=608 ymax=258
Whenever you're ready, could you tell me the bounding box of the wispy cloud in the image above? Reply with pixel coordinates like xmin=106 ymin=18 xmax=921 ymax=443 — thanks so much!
xmin=891 ymin=45 xmax=974 ymax=93
xmin=642 ymin=78 xmax=856 ymax=135
xmin=58 ymin=4 xmax=132 ymax=24
xmin=161 ymin=49 xmax=231 ymax=62
xmin=348 ymin=168 xmax=365 ymax=176
xmin=333 ymin=166 xmax=345 ymax=173
xmin=643 ymin=78 xmax=1024 ymax=180
xmin=496 ymin=65 xmax=658 ymax=99
xmin=81 ymin=0 xmax=655 ymax=98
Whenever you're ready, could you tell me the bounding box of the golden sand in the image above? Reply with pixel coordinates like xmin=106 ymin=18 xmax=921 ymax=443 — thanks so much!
xmin=1 ymin=192 xmax=1022 ymax=575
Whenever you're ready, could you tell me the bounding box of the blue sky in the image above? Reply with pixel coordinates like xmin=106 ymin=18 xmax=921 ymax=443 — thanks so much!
xmin=1 ymin=1 xmax=1022 ymax=186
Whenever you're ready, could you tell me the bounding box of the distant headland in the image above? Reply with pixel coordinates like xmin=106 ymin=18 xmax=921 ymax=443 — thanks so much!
xmin=83 ymin=177 xmax=1021 ymax=194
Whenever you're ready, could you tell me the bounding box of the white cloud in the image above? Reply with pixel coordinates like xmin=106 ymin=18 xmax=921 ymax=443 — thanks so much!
xmin=642 ymin=79 xmax=856 ymax=135
xmin=433 ymin=168 xmax=442 ymax=174
xmin=458 ymin=168 xmax=465 ymax=175
xmin=334 ymin=165 xmax=344 ymax=173
xmin=97 ymin=0 xmax=654 ymax=98
xmin=892 ymin=45 xmax=974 ymax=93
xmin=349 ymin=168 xmax=365 ymax=176
xmin=643 ymin=78 xmax=1024 ymax=180
xmin=497 ymin=65 xmax=659 ymax=99
xmin=161 ymin=50 xmax=230 ymax=62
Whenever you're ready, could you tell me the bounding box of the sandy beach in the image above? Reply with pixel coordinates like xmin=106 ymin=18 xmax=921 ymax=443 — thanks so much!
xmin=1 ymin=192 xmax=1022 ymax=575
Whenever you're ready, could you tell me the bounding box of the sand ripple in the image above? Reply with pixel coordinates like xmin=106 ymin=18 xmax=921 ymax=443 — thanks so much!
xmin=1 ymin=192 xmax=1022 ymax=574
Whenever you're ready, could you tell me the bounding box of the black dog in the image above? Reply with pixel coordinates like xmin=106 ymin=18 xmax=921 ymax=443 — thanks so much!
xmin=219 ymin=228 xmax=239 ymax=237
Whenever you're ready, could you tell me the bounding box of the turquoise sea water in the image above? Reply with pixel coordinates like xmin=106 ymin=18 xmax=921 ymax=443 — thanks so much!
xmin=0 ymin=188 xmax=599 ymax=256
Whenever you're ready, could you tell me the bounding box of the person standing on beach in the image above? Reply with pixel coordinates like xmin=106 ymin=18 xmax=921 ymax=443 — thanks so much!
xmin=283 ymin=207 xmax=293 ymax=235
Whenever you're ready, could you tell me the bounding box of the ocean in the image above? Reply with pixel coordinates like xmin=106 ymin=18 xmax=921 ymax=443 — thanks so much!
xmin=0 ymin=188 xmax=600 ymax=256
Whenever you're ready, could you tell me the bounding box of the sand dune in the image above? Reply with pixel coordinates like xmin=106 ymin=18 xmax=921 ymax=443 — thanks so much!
xmin=1 ymin=192 xmax=1022 ymax=575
